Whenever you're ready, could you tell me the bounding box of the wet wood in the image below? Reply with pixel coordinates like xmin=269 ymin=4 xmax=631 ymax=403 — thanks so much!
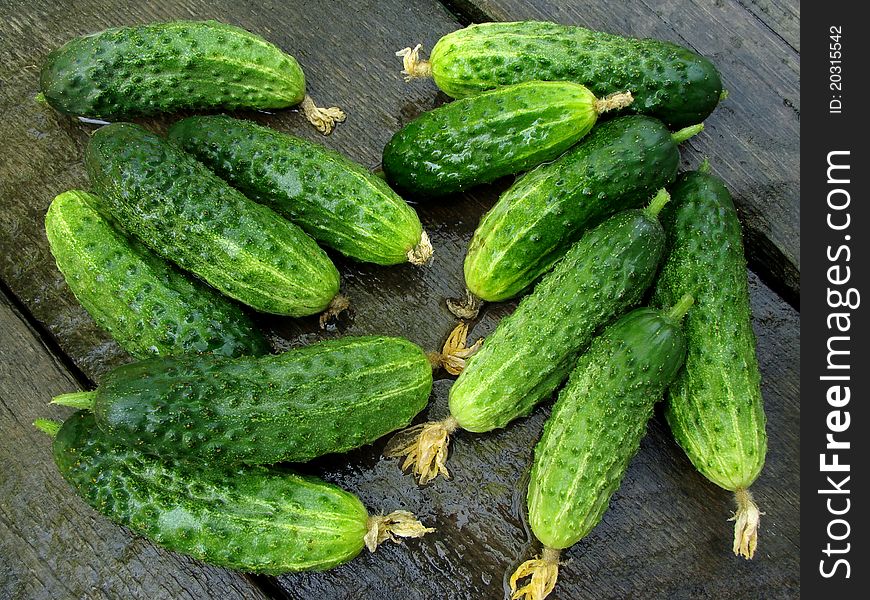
xmin=0 ymin=0 xmax=799 ymax=597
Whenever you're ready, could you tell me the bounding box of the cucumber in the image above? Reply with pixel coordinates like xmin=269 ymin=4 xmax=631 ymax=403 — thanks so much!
xmin=39 ymin=20 xmax=345 ymax=133
xmin=386 ymin=192 xmax=669 ymax=483
xmin=37 ymin=411 xmax=432 ymax=574
xmin=53 ymin=336 xmax=433 ymax=465
xmin=461 ymin=116 xmax=703 ymax=305
xmin=168 ymin=115 xmax=432 ymax=266
xmin=86 ymin=123 xmax=341 ymax=317
xmin=45 ymin=190 xmax=268 ymax=359
xmin=398 ymin=21 xmax=722 ymax=127
xmin=652 ymin=170 xmax=767 ymax=559
xmin=381 ymin=80 xmax=632 ymax=197
xmin=510 ymin=299 xmax=691 ymax=600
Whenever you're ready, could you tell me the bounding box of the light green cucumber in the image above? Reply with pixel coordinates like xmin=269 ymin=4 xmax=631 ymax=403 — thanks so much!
xmin=387 ymin=192 xmax=670 ymax=483
xmin=398 ymin=21 xmax=722 ymax=127
xmin=510 ymin=299 xmax=691 ymax=600
xmin=652 ymin=170 xmax=767 ymax=559
xmin=86 ymin=123 xmax=341 ymax=317
xmin=45 ymin=190 xmax=268 ymax=359
xmin=382 ymin=80 xmax=632 ymax=197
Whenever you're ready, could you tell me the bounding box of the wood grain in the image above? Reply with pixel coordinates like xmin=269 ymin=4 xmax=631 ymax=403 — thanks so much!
xmin=440 ymin=0 xmax=800 ymax=305
xmin=0 ymin=290 xmax=268 ymax=600
xmin=740 ymin=0 xmax=799 ymax=51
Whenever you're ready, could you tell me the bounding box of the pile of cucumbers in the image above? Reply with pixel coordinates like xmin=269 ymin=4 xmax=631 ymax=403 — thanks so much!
xmin=34 ymin=17 xmax=767 ymax=596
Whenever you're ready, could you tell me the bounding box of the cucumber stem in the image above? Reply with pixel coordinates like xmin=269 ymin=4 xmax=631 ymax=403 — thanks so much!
xmin=644 ymin=189 xmax=670 ymax=218
xmin=383 ymin=416 xmax=459 ymax=484
xmin=671 ymin=123 xmax=704 ymax=144
xmin=447 ymin=289 xmax=483 ymax=321
xmin=299 ymin=95 xmax=346 ymax=135
xmin=699 ymin=157 xmax=712 ymax=174
xmin=51 ymin=390 xmax=96 ymax=410
xmin=363 ymin=510 xmax=435 ymax=552
xmin=318 ymin=294 xmax=351 ymax=329
xmin=429 ymin=321 xmax=483 ymax=375
xmin=594 ymin=91 xmax=634 ymax=114
xmin=396 ymin=44 xmax=433 ymax=81
xmin=731 ymin=488 xmax=761 ymax=559
xmin=33 ymin=418 xmax=61 ymax=437
xmin=667 ymin=294 xmax=695 ymax=321
xmin=35 ymin=92 xmax=48 ymax=106
xmin=509 ymin=546 xmax=561 ymax=600
xmin=407 ymin=230 xmax=434 ymax=266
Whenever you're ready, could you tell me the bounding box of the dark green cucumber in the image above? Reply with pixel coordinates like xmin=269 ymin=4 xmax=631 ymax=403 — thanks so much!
xmin=86 ymin=123 xmax=340 ymax=317
xmin=464 ymin=116 xmax=702 ymax=303
xmin=168 ymin=116 xmax=431 ymax=266
xmin=39 ymin=20 xmax=345 ymax=133
xmin=45 ymin=190 xmax=268 ymax=359
xmin=387 ymin=194 xmax=669 ymax=483
xmin=382 ymin=80 xmax=632 ymax=197
xmin=511 ymin=300 xmax=690 ymax=600
xmin=53 ymin=336 xmax=433 ymax=465
xmin=404 ymin=21 xmax=722 ymax=127
xmin=652 ymin=171 xmax=767 ymax=559
xmin=42 ymin=411 xmax=431 ymax=574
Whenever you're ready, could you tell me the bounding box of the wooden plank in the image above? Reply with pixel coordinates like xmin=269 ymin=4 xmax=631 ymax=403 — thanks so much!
xmin=439 ymin=0 xmax=800 ymax=305
xmin=740 ymin=0 xmax=800 ymax=52
xmin=277 ymin=271 xmax=800 ymax=598
xmin=0 ymin=290 xmax=269 ymax=600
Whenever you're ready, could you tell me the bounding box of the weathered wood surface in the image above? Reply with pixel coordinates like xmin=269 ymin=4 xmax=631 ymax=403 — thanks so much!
xmin=446 ymin=0 xmax=800 ymax=306
xmin=0 ymin=0 xmax=799 ymax=598
xmin=0 ymin=291 xmax=269 ymax=600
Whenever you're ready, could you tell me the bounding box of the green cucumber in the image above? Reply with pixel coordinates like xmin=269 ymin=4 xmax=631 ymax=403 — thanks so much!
xmin=168 ymin=115 xmax=432 ymax=266
xmin=39 ymin=411 xmax=432 ymax=574
xmin=381 ymin=80 xmax=632 ymax=197
xmin=53 ymin=336 xmax=433 ymax=465
xmin=86 ymin=123 xmax=341 ymax=317
xmin=461 ymin=116 xmax=703 ymax=305
xmin=652 ymin=170 xmax=767 ymax=559
xmin=45 ymin=190 xmax=268 ymax=359
xmin=39 ymin=20 xmax=345 ymax=133
xmin=399 ymin=21 xmax=722 ymax=127
xmin=386 ymin=192 xmax=669 ymax=483
xmin=510 ymin=299 xmax=691 ymax=600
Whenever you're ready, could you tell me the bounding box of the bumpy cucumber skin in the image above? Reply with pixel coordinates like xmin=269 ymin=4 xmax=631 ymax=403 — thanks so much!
xmin=168 ymin=116 xmax=423 ymax=265
xmin=53 ymin=411 xmax=369 ymax=574
xmin=465 ymin=116 xmax=680 ymax=302
xmin=86 ymin=123 xmax=339 ymax=317
xmin=527 ymin=307 xmax=687 ymax=549
xmin=40 ymin=20 xmax=305 ymax=118
xmin=45 ymin=190 xmax=268 ymax=359
xmin=382 ymin=81 xmax=598 ymax=197
xmin=450 ymin=209 xmax=665 ymax=432
xmin=652 ymin=172 xmax=767 ymax=491
xmin=429 ymin=21 xmax=721 ymax=127
xmin=91 ymin=336 xmax=433 ymax=465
